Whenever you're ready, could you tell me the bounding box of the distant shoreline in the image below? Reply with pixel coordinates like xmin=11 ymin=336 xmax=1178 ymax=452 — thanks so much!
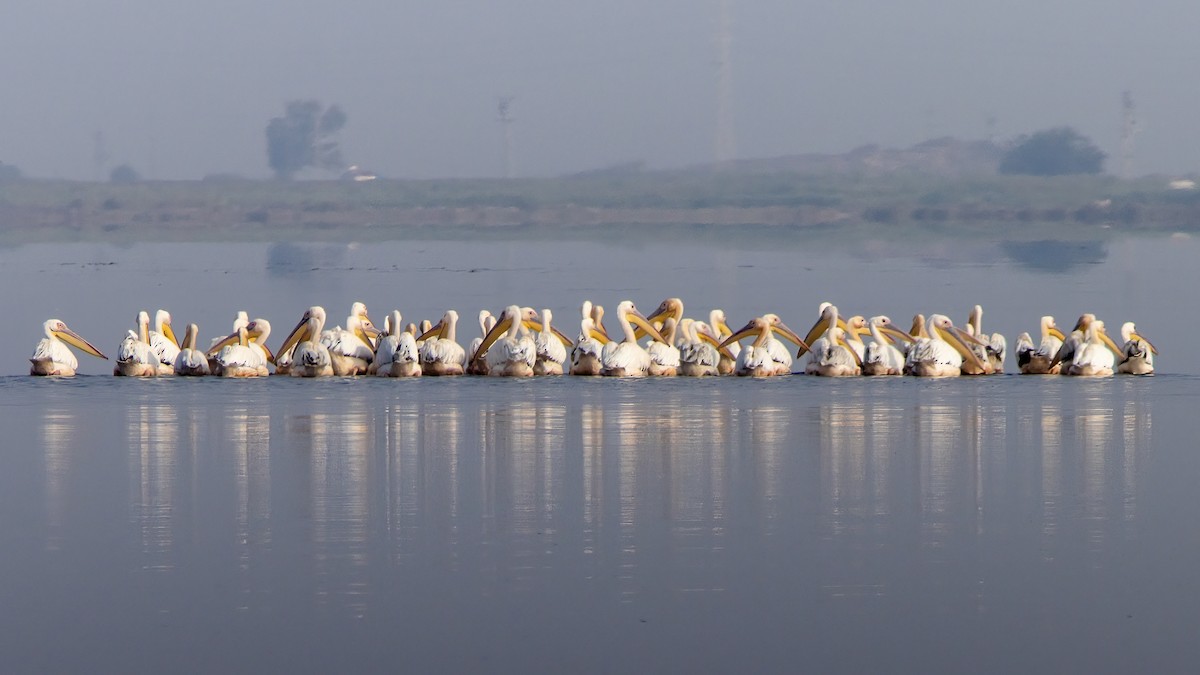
xmin=1 ymin=173 xmax=1197 ymax=244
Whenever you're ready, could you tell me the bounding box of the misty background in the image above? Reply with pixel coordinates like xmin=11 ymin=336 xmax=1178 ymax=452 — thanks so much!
xmin=1 ymin=0 xmax=1194 ymax=181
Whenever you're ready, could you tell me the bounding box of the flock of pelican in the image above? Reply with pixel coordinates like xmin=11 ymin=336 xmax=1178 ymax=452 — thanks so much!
xmin=29 ymin=300 xmax=1157 ymax=378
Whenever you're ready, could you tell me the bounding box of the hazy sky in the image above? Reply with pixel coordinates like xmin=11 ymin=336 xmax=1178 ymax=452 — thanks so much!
xmin=2 ymin=0 xmax=1196 ymax=180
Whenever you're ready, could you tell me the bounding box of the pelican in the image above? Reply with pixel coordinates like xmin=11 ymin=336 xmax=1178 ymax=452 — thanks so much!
xmin=840 ymin=315 xmax=870 ymax=362
xmin=808 ymin=310 xmax=862 ymax=377
xmin=964 ymin=305 xmax=1005 ymax=374
xmin=646 ymin=317 xmax=682 ymax=376
xmin=322 ymin=313 xmax=378 ymax=376
xmin=570 ymin=317 xmax=609 ymax=376
xmin=114 ymin=311 xmax=159 ymax=377
xmin=373 ymin=311 xmax=422 ymax=378
xmin=909 ymin=314 xmax=928 ymax=339
xmin=465 ymin=310 xmax=496 ymax=375
xmin=172 ymin=323 xmax=210 ymax=376
xmin=904 ymin=314 xmax=988 ymax=378
xmin=1065 ymin=319 xmax=1121 ymax=376
xmin=419 ymin=310 xmax=466 ymax=376
xmin=591 ymin=303 xmax=610 ymax=341
xmin=1049 ymin=314 xmax=1098 ymax=374
xmin=720 ymin=314 xmax=810 ymax=377
xmin=30 ymin=319 xmax=108 ymax=376
xmin=862 ymin=315 xmax=912 ymax=376
xmin=1117 ymin=322 xmax=1157 ymax=375
xmin=1016 ymin=316 xmax=1066 ymax=374
xmin=148 ymin=309 xmax=180 ymax=375
xmin=677 ymin=319 xmax=724 ymax=377
xmin=600 ymin=300 xmax=668 ymax=377
xmin=799 ymin=303 xmax=852 ymax=373
xmin=709 ymin=309 xmax=739 ymax=375
xmin=472 ymin=305 xmax=537 ymax=377
xmin=213 ymin=326 xmax=269 ymax=377
xmin=529 ymin=308 xmax=572 ymax=375
xmin=277 ymin=306 xmax=333 ymax=377
xmin=211 ymin=311 xmax=250 ymax=372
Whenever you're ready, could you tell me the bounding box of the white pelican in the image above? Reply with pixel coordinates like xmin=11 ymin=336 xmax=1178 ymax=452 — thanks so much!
xmin=472 ymin=305 xmax=538 ymax=377
xmin=964 ymin=305 xmax=1005 ymax=375
xmin=30 ymin=319 xmax=108 ymax=376
xmin=115 ymin=311 xmax=159 ymax=377
xmin=322 ymin=314 xmax=378 ymax=376
xmin=799 ymin=303 xmax=851 ymax=373
xmin=210 ymin=311 xmax=250 ymax=372
xmin=419 ymin=310 xmax=466 ymax=376
xmin=148 ymin=309 xmax=180 ymax=375
xmin=173 ymin=323 xmax=210 ymax=376
xmin=1065 ymin=319 xmax=1121 ymax=377
xmin=720 ymin=314 xmax=810 ymax=377
xmin=278 ymin=306 xmax=333 ymax=377
xmin=808 ymin=310 xmax=862 ymax=377
xmin=840 ymin=315 xmax=870 ymax=362
xmin=861 ymin=316 xmax=913 ymax=376
xmin=904 ymin=314 xmax=989 ymax=378
xmin=570 ymin=317 xmax=609 ymax=376
xmin=1049 ymin=314 xmax=1099 ymax=374
xmin=678 ymin=318 xmax=724 ymax=377
xmin=600 ymin=301 xmax=668 ymax=377
xmin=1016 ymin=316 xmax=1066 ymax=374
xmin=591 ymin=303 xmax=610 ymax=342
xmin=647 ymin=317 xmax=682 ymax=376
xmin=373 ymin=311 xmax=422 ymax=377
xmin=465 ymin=310 xmax=496 ymax=375
xmin=529 ymin=308 xmax=572 ymax=375
xmin=709 ymin=309 xmax=739 ymax=375
xmin=213 ymin=326 xmax=269 ymax=377
xmin=209 ymin=319 xmax=273 ymax=377
xmin=1117 ymin=322 xmax=1157 ymax=375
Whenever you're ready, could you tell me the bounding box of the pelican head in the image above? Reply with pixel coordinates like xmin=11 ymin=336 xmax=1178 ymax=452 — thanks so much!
xmin=44 ymin=319 xmax=108 ymax=359
xmin=277 ymin=306 xmax=326 ymax=357
xmin=155 ymin=309 xmax=178 ymax=347
xmin=762 ymin=313 xmax=810 ymax=353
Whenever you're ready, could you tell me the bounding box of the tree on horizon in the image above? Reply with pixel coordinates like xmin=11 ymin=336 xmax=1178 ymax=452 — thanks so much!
xmin=265 ymin=100 xmax=347 ymax=180
xmin=999 ymin=127 xmax=1105 ymax=176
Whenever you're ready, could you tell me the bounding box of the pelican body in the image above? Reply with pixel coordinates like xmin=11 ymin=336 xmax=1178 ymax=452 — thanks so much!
xmin=571 ymin=317 xmax=609 ymax=376
xmin=374 ymin=311 xmax=422 ymax=377
xmin=1017 ymin=316 xmax=1066 ymax=374
xmin=420 ymin=310 xmax=466 ymax=376
xmin=1116 ymin=322 xmax=1156 ymax=375
xmin=601 ymin=301 xmax=668 ymax=377
xmin=115 ymin=311 xmax=159 ymax=377
xmin=278 ymin=307 xmax=333 ymax=377
xmin=1065 ymin=319 xmax=1121 ymax=377
xmin=904 ymin=314 xmax=988 ymax=378
xmin=862 ymin=316 xmax=912 ymax=376
xmin=173 ymin=323 xmax=210 ymax=376
xmin=30 ymin=320 xmax=108 ymax=376
xmin=149 ymin=309 xmax=180 ymax=375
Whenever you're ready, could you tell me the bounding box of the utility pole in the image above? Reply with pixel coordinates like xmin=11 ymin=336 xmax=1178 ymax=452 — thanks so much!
xmin=497 ymin=96 xmax=515 ymax=179
xmin=1120 ymin=91 xmax=1139 ymax=179
xmin=714 ymin=0 xmax=735 ymax=164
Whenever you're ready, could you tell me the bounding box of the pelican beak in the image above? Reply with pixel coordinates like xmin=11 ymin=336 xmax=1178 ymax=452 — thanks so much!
xmin=262 ymin=343 xmax=276 ymax=365
xmin=551 ymin=325 xmax=575 ymax=347
xmin=696 ymin=324 xmax=735 ymax=359
xmin=1049 ymin=327 xmax=1067 ymax=341
xmin=55 ymin=327 xmax=109 ymax=360
xmin=771 ymin=321 xmax=811 ymax=354
xmin=627 ymin=307 xmax=668 ymax=344
xmin=800 ymin=315 xmax=848 ymax=357
xmin=880 ymin=326 xmax=916 ymax=345
xmin=588 ymin=328 xmax=611 ymax=345
xmin=1131 ymin=332 xmax=1158 ymax=354
xmin=472 ymin=316 xmax=512 ymax=364
xmin=277 ymin=316 xmax=311 ymax=358
xmin=938 ymin=324 xmax=988 ymax=373
xmin=207 ymin=330 xmax=239 ymax=356
xmin=417 ymin=320 xmax=444 ymax=342
xmin=837 ymin=335 xmax=864 ymax=367
xmin=719 ymin=320 xmax=759 ymax=351
xmin=162 ymin=322 xmax=179 ymax=348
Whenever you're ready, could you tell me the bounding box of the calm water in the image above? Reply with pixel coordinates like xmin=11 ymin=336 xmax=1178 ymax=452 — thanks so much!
xmin=1 ymin=376 xmax=1195 ymax=673
xmin=2 ymin=234 xmax=1197 ymax=672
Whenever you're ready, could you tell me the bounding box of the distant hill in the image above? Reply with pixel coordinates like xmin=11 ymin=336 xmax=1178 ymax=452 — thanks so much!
xmin=702 ymin=137 xmax=1005 ymax=176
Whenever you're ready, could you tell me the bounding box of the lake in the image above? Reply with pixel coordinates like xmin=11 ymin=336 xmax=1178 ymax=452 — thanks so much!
xmin=1 ymin=232 xmax=1195 ymax=672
